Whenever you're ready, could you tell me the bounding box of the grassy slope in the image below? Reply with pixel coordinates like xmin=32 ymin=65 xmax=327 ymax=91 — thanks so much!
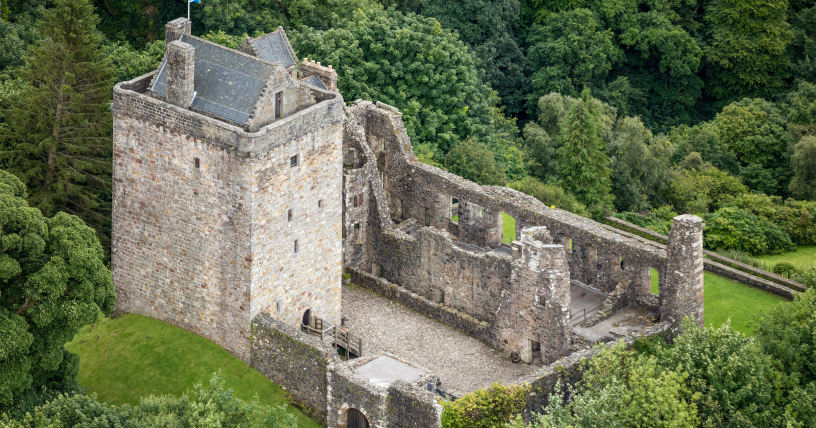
xmin=65 ymin=314 xmax=320 ymax=428
xmin=756 ymin=245 xmax=816 ymax=271
xmin=651 ymin=269 xmax=785 ymax=334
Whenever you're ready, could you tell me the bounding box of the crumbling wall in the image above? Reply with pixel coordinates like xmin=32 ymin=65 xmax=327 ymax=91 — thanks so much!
xmin=387 ymin=380 xmax=443 ymax=428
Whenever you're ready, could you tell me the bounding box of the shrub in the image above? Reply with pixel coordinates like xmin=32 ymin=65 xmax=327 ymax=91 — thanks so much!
xmin=441 ymin=382 xmax=528 ymax=428
xmin=722 ymin=193 xmax=816 ymax=245
xmin=773 ymin=262 xmax=797 ymax=278
xmin=507 ymin=176 xmax=589 ymax=217
xmin=666 ymin=166 xmax=749 ymax=214
xmin=613 ymin=211 xmax=672 ymax=235
xmin=703 ymin=207 xmax=796 ymax=255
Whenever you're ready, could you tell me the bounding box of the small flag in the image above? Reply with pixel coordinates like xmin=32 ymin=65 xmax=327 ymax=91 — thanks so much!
xmin=189 ymin=0 xmax=200 ymax=3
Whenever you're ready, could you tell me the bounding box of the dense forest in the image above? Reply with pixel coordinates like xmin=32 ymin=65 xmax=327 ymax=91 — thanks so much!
xmin=1 ymin=0 xmax=816 ymax=258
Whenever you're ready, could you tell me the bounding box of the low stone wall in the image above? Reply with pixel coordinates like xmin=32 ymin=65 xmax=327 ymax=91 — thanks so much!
xmin=251 ymin=314 xmax=331 ymax=424
xmin=387 ymin=380 xmax=444 ymax=428
xmin=348 ymin=268 xmax=493 ymax=343
xmin=604 ymin=216 xmax=802 ymax=298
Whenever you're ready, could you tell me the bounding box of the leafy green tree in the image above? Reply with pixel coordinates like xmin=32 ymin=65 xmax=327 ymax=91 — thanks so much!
xmin=421 ymin=0 xmax=529 ymax=116
xmin=0 ymin=0 xmax=45 ymax=73
xmin=523 ymin=92 xmax=616 ymax=183
xmin=290 ymin=7 xmax=504 ymax=153
xmin=704 ymin=0 xmax=793 ymax=100
xmin=668 ymin=122 xmax=739 ymax=174
xmin=790 ymin=136 xmax=816 ymax=200
xmin=703 ymin=207 xmax=796 ymax=255
xmin=100 ymin=39 xmax=165 ymax=84
xmin=608 ymin=117 xmax=674 ymax=211
xmin=1 ymin=372 xmax=298 ymax=428
xmin=510 ymin=341 xmax=699 ymax=428
xmin=94 ymin=0 xmax=185 ymax=46
xmin=755 ymin=288 xmax=816 ymax=385
xmin=713 ymin=98 xmax=792 ymax=196
xmin=525 ymin=9 xmax=621 ymax=114
xmin=786 ymin=80 xmax=816 ymax=141
xmin=0 ymin=169 xmax=114 ymax=414
xmin=657 ymin=320 xmax=793 ymax=427
xmin=445 ymin=138 xmax=507 ymax=186
xmin=506 ymin=176 xmax=589 ymax=216
xmin=788 ymin=5 xmax=816 ymax=83
xmin=556 ymin=88 xmax=613 ymax=215
xmin=665 ymin=165 xmax=749 ymax=214
xmin=0 ymin=0 xmax=113 ymax=252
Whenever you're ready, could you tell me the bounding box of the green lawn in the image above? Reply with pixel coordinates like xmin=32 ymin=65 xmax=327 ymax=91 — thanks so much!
xmin=756 ymin=245 xmax=816 ymax=271
xmin=650 ymin=268 xmax=785 ymax=334
xmin=65 ymin=314 xmax=320 ymax=428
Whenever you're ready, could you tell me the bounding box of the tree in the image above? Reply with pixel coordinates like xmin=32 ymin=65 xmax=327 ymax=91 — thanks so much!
xmin=713 ymin=98 xmax=792 ymax=196
xmin=445 ymin=138 xmax=506 ymax=186
xmin=703 ymin=207 xmax=796 ymax=255
xmin=290 ymin=7 xmax=505 ymax=153
xmin=525 ymin=9 xmax=621 ymax=114
xmin=0 ymin=0 xmax=45 ymax=73
xmin=0 ymin=0 xmax=113 ymax=253
xmin=608 ymin=117 xmax=674 ymax=211
xmin=704 ymin=0 xmax=793 ymax=100
xmin=0 ymin=169 xmax=115 ymax=414
xmin=1 ymin=372 xmax=299 ymax=428
xmin=421 ymin=0 xmax=529 ymax=116
xmin=510 ymin=341 xmax=699 ymax=428
xmin=666 ymin=165 xmax=749 ymax=214
xmin=100 ymin=39 xmax=165 ymax=84
xmin=556 ymin=88 xmax=613 ymax=215
xmin=790 ymin=136 xmax=816 ymax=200
xmin=788 ymin=5 xmax=816 ymax=83
xmin=755 ymin=288 xmax=816 ymax=385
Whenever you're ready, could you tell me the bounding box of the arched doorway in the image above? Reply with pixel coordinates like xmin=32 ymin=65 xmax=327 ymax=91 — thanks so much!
xmin=347 ymin=408 xmax=369 ymax=428
xmin=302 ymin=309 xmax=311 ymax=327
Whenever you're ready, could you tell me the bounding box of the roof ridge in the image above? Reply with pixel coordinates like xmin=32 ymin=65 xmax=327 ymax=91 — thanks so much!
xmin=183 ymin=34 xmax=283 ymax=69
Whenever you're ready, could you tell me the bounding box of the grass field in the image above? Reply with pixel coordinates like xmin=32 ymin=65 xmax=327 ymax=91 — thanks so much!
xmin=650 ymin=269 xmax=785 ymax=334
xmin=65 ymin=314 xmax=320 ymax=428
xmin=756 ymin=245 xmax=816 ymax=271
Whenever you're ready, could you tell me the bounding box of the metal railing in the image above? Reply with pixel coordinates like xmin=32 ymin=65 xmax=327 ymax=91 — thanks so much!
xmin=572 ymin=304 xmax=603 ymax=326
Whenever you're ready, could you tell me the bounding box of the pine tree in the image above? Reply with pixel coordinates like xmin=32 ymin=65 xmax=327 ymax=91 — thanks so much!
xmin=0 ymin=0 xmax=113 ymax=253
xmin=556 ymin=87 xmax=613 ymax=214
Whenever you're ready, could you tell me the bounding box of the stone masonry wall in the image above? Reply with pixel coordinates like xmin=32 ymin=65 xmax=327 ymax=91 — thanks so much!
xmin=251 ymin=314 xmax=331 ymax=424
xmin=112 ymin=113 xmax=253 ymax=360
xmin=662 ymin=215 xmax=705 ymax=335
xmin=249 ymin=118 xmax=344 ymax=328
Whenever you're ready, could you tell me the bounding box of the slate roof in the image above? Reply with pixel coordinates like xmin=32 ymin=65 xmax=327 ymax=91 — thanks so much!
xmin=151 ymin=35 xmax=275 ymax=125
xmin=250 ymin=31 xmax=296 ymax=68
xmin=301 ymin=75 xmax=326 ymax=90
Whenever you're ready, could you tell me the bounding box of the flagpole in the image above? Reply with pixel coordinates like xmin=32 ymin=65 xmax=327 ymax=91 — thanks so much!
xmin=187 ymin=0 xmax=190 ymax=20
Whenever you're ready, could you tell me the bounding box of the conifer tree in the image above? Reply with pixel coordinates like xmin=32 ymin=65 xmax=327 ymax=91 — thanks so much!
xmin=0 ymin=0 xmax=113 ymax=253
xmin=556 ymin=87 xmax=613 ymax=215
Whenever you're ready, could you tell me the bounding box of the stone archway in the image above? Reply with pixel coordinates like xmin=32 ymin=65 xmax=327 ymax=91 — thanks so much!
xmin=347 ymin=408 xmax=370 ymax=428
xmin=302 ymin=309 xmax=311 ymax=326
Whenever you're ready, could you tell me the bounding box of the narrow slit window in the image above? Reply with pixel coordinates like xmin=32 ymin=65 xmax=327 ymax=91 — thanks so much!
xmin=275 ymin=301 xmax=281 ymax=313
xmin=275 ymin=91 xmax=283 ymax=118
xmin=294 ymin=239 xmax=299 ymax=253
xmin=194 ymin=157 xmax=200 ymax=168
xmin=288 ymin=209 xmax=293 ymax=222
xmin=424 ymin=207 xmax=430 ymax=226
xmin=353 ymin=194 xmax=363 ymax=207
xmin=290 ymin=155 xmax=300 ymax=168
xmin=318 ymin=199 xmax=325 ymax=208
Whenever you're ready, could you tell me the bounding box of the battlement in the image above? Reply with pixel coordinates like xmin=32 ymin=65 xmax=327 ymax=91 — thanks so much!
xmin=299 ymin=58 xmax=338 ymax=92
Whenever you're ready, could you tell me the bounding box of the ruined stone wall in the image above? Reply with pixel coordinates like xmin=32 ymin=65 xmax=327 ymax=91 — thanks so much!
xmin=251 ymin=314 xmax=331 ymax=424
xmin=249 ymin=119 xmax=344 ymax=328
xmin=387 ymin=380 xmax=444 ymax=428
xmin=112 ymin=112 xmax=253 ymax=360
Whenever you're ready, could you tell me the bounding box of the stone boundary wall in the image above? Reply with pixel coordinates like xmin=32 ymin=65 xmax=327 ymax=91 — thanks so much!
xmin=113 ymin=73 xmax=345 ymax=159
xmin=604 ymin=216 xmax=802 ymax=297
xmin=251 ymin=314 xmax=331 ymax=424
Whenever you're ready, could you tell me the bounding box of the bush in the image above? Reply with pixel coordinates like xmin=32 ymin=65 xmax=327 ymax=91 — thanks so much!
xmin=703 ymin=207 xmax=796 ymax=255
xmin=666 ymin=166 xmax=749 ymax=214
xmin=441 ymin=383 xmax=528 ymax=428
xmin=773 ymin=262 xmax=797 ymax=278
xmin=507 ymin=176 xmax=589 ymax=217
xmin=722 ymin=193 xmax=816 ymax=245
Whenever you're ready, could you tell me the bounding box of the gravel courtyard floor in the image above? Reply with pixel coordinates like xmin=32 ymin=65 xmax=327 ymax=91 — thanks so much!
xmin=341 ymin=285 xmax=541 ymax=393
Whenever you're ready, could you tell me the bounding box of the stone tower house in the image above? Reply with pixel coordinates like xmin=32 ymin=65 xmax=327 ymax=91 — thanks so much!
xmin=111 ymin=18 xmax=344 ymax=361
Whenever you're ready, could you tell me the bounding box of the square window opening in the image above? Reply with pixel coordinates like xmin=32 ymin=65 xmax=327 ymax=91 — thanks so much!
xmin=318 ymin=199 xmax=325 ymax=208
xmin=194 ymin=157 xmax=200 ymax=168
xmin=290 ymin=155 xmax=300 ymax=168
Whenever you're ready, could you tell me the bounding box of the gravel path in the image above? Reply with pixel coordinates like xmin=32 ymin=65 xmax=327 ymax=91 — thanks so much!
xmin=341 ymin=285 xmax=540 ymax=393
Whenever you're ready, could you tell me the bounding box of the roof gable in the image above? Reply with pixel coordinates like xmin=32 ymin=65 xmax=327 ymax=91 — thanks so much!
xmin=301 ymin=75 xmax=327 ymax=90
xmin=248 ymin=30 xmax=297 ymax=68
xmin=150 ymin=35 xmax=278 ymax=126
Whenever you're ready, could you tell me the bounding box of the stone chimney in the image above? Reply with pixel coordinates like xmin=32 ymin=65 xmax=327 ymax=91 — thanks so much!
xmin=299 ymin=58 xmax=338 ymax=91
xmin=166 ymin=41 xmax=195 ymax=108
xmin=165 ymin=18 xmax=191 ymax=43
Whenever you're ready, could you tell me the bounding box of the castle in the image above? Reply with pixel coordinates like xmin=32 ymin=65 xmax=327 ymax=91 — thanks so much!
xmin=112 ymin=18 xmax=704 ymax=427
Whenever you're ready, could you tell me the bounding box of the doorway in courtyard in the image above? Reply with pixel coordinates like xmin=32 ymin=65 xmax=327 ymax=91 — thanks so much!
xmin=348 ymin=408 xmax=370 ymax=428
